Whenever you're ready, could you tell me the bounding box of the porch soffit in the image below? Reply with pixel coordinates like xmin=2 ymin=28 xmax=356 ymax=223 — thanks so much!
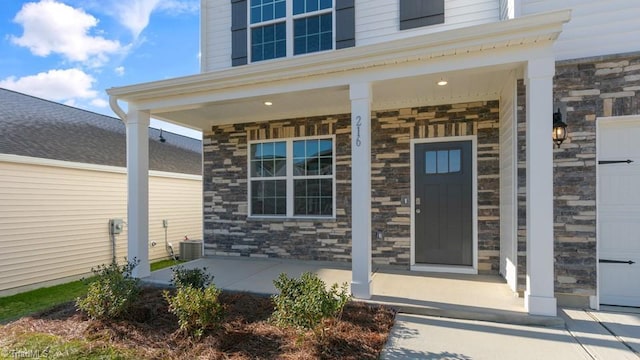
xmin=107 ymin=10 xmax=570 ymax=130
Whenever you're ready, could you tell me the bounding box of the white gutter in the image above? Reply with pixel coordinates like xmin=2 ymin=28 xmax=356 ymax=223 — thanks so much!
xmin=109 ymin=95 xmax=127 ymax=123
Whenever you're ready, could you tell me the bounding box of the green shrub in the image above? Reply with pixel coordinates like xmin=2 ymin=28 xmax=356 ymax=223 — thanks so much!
xmin=163 ymin=285 xmax=224 ymax=338
xmin=75 ymin=259 xmax=141 ymax=320
xmin=270 ymin=272 xmax=351 ymax=331
xmin=169 ymin=265 xmax=213 ymax=289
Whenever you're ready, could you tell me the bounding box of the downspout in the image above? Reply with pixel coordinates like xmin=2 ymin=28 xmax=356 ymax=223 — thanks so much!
xmin=109 ymin=95 xmax=127 ymax=123
xmin=110 ymin=96 xmax=125 ymax=264
xmin=110 ymin=231 xmax=117 ymax=263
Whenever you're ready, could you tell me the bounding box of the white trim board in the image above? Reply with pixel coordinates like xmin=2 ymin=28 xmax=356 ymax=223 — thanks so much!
xmin=499 ymin=71 xmax=518 ymax=292
xmin=410 ymin=135 xmax=478 ymax=275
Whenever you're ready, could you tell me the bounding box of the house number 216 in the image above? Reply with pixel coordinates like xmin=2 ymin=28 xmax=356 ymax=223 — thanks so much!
xmin=355 ymin=116 xmax=362 ymax=147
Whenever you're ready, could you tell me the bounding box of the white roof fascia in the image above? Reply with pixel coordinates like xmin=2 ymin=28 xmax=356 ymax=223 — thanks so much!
xmin=107 ymin=10 xmax=570 ymax=106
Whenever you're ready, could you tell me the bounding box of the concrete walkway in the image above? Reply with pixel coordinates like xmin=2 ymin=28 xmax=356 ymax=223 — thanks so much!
xmin=382 ymin=314 xmax=591 ymax=360
xmin=382 ymin=308 xmax=640 ymax=359
xmin=145 ymin=256 xmax=353 ymax=294
xmin=145 ymin=257 xmax=640 ymax=359
xmin=145 ymin=256 xmax=561 ymax=326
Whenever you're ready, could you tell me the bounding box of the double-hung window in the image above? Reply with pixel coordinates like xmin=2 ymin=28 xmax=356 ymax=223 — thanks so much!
xmin=249 ymin=136 xmax=335 ymax=218
xmin=292 ymin=0 xmax=333 ymax=55
xmin=249 ymin=0 xmax=334 ymax=62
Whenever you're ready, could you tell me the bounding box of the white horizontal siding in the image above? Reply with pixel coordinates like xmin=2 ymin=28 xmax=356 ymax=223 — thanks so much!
xmin=499 ymin=0 xmax=517 ymax=19
xmin=520 ymin=0 xmax=640 ymax=61
xmin=0 ymin=160 xmax=203 ymax=295
xmin=499 ymin=73 xmax=518 ymax=291
xmin=148 ymin=176 xmax=203 ymax=262
xmin=356 ymin=0 xmax=499 ymax=46
xmin=199 ymin=0 xmax=639 ymax=68
xmin=202 ymin=0 xmax=232 ymax=72
xmin=201 ymin=0 xmax=500 ymax=71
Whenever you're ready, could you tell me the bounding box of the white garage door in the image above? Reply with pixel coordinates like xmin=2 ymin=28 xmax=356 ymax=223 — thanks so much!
xmin=598 ymin=117 xmax=640 ymax=307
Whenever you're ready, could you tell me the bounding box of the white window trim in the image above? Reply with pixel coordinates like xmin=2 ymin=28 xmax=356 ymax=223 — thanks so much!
xmin=247 ymin=0 xmax=335 ymax=64
xmin=247 ymin=134 xmax=336 ymax=219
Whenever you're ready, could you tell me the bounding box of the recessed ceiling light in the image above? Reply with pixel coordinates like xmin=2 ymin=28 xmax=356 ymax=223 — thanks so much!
xmin=264 ymin=101 xmax=273 ymax=106
xmin=437 ymin=79 xmax=448 ymax=86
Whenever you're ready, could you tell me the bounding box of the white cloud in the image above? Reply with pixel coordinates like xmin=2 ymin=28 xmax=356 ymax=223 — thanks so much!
xmin=0 ymin=68 xmax=97 ymax=102
xmin=115 ymin=66 xmax=125 ymax=76
xmin=157 ymin=0 xmax=199 ymax=14
xmin=60 ymin=0 xmax=198 ymax=43
xmin=10 ymin=0 xmax=123 ymax=66
xmin=91 ymin=98 xmax=109 ymax=108
xmin=113 ymin=0 xmax=161 ymax=39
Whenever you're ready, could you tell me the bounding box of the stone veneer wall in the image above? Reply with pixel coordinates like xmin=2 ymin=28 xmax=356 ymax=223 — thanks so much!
xmin=203 ymin=101 xmax=501 ymax=272
xmin=517 ymin=52 xmax=640 ymax=303
xmin=370 ymin=102 xmax=500 ymax=272
xmin=203 ymin=114 xmax=353 ymax=262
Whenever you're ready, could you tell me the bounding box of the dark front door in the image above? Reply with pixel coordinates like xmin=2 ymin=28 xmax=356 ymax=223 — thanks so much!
xmin=415 ymin=140 xmax=473 ymax=266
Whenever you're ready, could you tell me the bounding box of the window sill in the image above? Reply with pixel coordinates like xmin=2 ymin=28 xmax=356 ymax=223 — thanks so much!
xmin=247 ymin=216 xmax=337 ymax=222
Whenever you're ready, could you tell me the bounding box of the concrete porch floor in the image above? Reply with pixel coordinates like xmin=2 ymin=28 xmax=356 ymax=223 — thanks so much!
xmin=144 ymin=256 xmax=563 ymax=327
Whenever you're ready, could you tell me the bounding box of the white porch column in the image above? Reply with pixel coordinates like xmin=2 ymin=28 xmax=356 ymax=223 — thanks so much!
xmin=350 ymin=82 xmax=372 ymax=299
xmin=126 ymin=107 xmax=151 ymax=278
xmin=524 ymin=56 xmax=557 ymax=316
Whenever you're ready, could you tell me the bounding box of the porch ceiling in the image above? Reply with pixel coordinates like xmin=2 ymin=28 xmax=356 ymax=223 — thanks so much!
xmin=107 ymin=10 xmax=570 ymax=131
xmin=154 ymin=66 xmax=516 ymax=129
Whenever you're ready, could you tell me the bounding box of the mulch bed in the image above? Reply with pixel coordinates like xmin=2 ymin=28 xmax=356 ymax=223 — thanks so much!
xmin=0 ymin=287 xmax=396 ymax=359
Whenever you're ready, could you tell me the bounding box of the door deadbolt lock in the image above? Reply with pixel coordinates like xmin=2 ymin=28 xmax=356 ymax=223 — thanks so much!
xmin=416 ymin=209 xmax=421 ymax=214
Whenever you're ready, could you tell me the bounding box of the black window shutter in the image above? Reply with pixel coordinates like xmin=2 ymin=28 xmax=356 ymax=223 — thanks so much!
xmin=399 ymin=0 xmax=444 ymax=30
xmin=231 ymin=0 xmax=248 ymax=66
xmin=335 ymin=0 xmax=355 ymax=49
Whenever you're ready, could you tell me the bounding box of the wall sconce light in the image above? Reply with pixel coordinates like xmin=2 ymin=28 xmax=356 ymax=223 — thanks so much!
xmin=159 ymin=129 xmax=166 ymax=143
xmin=552 ymin=108 xmax=567 ymax=147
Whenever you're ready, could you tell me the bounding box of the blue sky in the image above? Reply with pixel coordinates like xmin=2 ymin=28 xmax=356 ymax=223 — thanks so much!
xmin=0 ymin=0 xmax=202 ymax=138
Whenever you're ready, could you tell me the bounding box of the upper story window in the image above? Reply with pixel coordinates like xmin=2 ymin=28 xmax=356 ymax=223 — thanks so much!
xmin=251 ymin=0 xmax=286 ymax=23
xmin=232 ymin=0 xmax=354 ymax=66
xmin=293 ymin=0 xmax=333 ymax=55
xmin=249 ymin=0 xmax=334 ymax=62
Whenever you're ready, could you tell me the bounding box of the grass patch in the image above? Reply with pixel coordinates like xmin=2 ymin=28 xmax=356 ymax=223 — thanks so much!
xmin=0 ymin=333 xmax=137 ymax=359
xmin=150 ymin=258 xmax=185 ymax=271
xmin=0 ymin=280 xmax=88 ymax=323
xmin=0 ymin=259 xmax=183 ymax=324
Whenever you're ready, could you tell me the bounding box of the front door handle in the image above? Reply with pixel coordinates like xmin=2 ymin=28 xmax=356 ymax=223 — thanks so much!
xmin=599 ymin=259 xmax=635 ymax=264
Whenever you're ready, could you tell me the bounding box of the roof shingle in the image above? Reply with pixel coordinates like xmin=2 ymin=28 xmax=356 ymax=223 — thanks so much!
xmin=0 ymin=88 xmax=201 ymax=175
